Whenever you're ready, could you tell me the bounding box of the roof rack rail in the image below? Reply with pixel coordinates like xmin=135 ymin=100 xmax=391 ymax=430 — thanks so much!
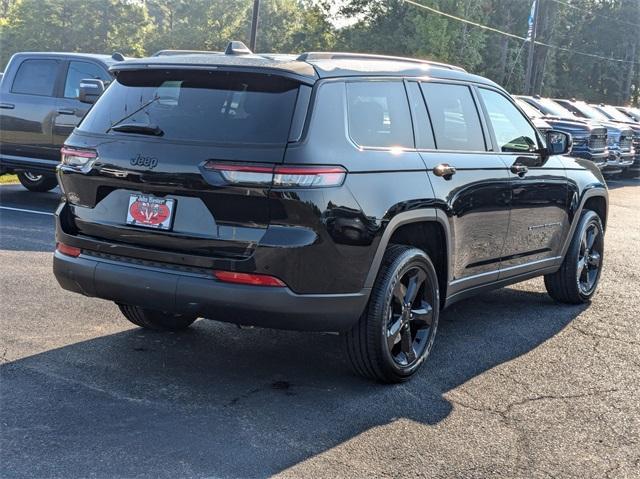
xmin=152 ymin=49 xmax=221 ymax=57
xmin=296 ymin=52 xmax=466 ymax=72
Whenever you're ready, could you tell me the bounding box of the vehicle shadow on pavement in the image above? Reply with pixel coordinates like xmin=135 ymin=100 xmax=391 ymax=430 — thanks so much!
xmin=0 ymin=286 xmax=587 ymax=478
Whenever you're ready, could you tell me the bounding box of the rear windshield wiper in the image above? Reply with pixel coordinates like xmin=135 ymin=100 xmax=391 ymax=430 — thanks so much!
xmin=106 ymin=95 xmax=161 ymax=133
xmin=109 ymin=123 xmax=164 ymax=136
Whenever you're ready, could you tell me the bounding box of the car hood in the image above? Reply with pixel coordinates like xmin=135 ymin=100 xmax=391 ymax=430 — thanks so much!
xmin=542 ymin=116 xmax=601 ymax=136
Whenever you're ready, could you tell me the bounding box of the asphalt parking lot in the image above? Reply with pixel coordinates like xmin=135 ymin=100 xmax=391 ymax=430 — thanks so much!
xmin=1 ymin=178 xmax=639 ymax=479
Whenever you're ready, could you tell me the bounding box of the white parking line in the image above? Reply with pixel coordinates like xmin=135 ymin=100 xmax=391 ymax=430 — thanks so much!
xmin=0 ymin=206 xmax=54 ymax=216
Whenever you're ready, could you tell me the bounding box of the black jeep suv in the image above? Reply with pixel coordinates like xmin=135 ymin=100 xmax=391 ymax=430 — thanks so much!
xmin=54 ymin=44 xmax=608 ymax=383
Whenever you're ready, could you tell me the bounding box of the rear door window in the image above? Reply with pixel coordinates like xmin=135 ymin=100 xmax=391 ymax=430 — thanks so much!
xmin=11 ymin=59 xmax=59 ymax=96
xmin=79 ymin=69 xmax=300 ymax=145
xmin=346 ymin=81 xmax=413 ymax=148
xmin=64 ymin=61 xmax=111 ymax=99
xmin=420 ymin=82 xmax=486 ymax=151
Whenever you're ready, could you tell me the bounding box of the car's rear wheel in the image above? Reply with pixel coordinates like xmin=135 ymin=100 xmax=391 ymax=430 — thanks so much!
xmin=118 ymin=304 xmax=198 ymax=331
xmin=17 ymin=171 xmax=58 ymax=192
xmin=344 ymin=245 xmax=440 ymax=383
xmin=544 ymin=209 xmax=604 ymax=304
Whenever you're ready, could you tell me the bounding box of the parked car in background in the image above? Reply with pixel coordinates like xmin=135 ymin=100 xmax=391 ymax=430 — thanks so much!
xmin=554 ymin=99 xmax=635 ymax=176
xmin=0 ymin=52 xmax=119 ymax=191
xmin=53 ymin=43 xmax=607 ymax=383
xmin=515 ymin=99 xmax=553 ymax=134
xmin=615 ymin=106 xmax=640 ymax=122
xmin=515 ymin=96 xmax=608 ymax=169
xmin=590 ymin=103 xmax=640 ymax=177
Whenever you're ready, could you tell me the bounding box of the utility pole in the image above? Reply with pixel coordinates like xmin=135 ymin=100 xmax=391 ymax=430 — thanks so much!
xmin=249 ymin=0 xmax=260 ymax=52
xmin=524 ymin=0 xmax=540 ymax=95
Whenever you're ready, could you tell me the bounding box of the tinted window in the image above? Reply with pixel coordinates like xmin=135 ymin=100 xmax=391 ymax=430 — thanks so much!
xmin=79 ymin=70 xmax=299 ymax=145
xmin=64 ymin=61 xmax=110 ymax=99
xmin=406 ymin=81 xmax=435 ymax=149
xmin=480 ymin=89 xmax=538 ymax=153
xmin=11 ymin=59 xmax=59 ymax=96
xmin=421 ymin=83 xmax=485 ymax=151
xmin=346 ymin=81 xmax=413 ymax=148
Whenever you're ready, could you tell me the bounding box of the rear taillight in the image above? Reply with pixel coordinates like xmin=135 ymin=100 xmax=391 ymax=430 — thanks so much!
xmin=56 ymin=242 xmax=81 ymax=257
xmin=60 ymin=146 xmax=97 ymax=171
xmin=213 ymin=270 xmax=285 ymax=287
xmin=204 ymin=162 xmax=346 ymax=188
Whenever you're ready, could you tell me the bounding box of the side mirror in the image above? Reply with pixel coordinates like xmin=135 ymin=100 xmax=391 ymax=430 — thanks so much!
xmin=78 ymin=78 xmax=105 ymax=104
xmin=545 ymin=130 xmax=572 ymax=156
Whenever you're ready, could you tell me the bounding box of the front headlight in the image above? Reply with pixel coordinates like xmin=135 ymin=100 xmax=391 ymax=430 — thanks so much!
xmin=572 ymin=135 xmax=589 ymax=147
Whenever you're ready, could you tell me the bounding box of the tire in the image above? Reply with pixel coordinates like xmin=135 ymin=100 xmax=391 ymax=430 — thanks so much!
xmin=344 ymin=245 xmax=440 ymax=383
xmin=17 ymin=171 xmax=58 ymax=192
xmin=118 ymin=304 xmax=197 ymax=331
xmin=544 ymin=209 xmax=604 ymax=304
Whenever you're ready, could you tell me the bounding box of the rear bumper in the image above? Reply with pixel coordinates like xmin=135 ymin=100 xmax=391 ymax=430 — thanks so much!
xmin=53 ymin=251 xmax=368 ymax=332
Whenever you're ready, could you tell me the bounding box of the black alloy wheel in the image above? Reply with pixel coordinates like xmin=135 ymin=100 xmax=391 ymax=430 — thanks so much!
xmin=576 ymin=220 xmax=603 ymax=296
xmin=344 ymin=245 xmax=440 ymax=383
xmin=545 ymin=209 xmax=604 ymax=304
xmin=386 ymin=265 xmax=435 ymax=366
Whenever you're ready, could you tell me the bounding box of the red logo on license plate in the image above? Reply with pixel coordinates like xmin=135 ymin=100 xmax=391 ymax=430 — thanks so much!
xmin=129 ymin=200 xmax=171 ymax=225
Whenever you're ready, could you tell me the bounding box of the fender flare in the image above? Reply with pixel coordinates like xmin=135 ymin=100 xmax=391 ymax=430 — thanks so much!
xmin=559 ymin=185 xmax=608 ymax=261
xmin=363 ymin=208 xmax=452 ymax=289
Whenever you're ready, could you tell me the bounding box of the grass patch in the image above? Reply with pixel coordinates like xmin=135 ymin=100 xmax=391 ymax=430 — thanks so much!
xmin=0 ymin=174 xmax=19 ymax=185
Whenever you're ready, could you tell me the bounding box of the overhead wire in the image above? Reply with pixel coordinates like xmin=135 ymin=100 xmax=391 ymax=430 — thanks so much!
xmin=549 ymin=0 xmax=640 ymax=29
xmin=402 ymin=0 xmax=640 ymax=65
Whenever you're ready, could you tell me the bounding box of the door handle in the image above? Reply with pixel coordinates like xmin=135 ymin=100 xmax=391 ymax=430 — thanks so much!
xmin=0 ymin=102 xmax=15 ymax=110
xmin=433 ymin=163 xmax=457 ymax=179
xmin=510 ymin=164 xmax=529 ymax=176
xmin=57 ymin=108 xmax=76 ymax=115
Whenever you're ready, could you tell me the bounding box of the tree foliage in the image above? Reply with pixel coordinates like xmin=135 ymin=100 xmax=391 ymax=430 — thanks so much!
xmin=0 ymin=0 xmax=638 ymax=105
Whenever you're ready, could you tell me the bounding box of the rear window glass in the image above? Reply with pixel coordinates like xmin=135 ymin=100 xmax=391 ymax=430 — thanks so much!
xmin=346 ymin=81 xmax=413 ymax=148
xmin=420 ymin=83 xmax=485 ymax=151
xmin=11 ymin=59 xmax=59 ymax=96
xmin=78 ymin=70 xmax=300 ymax=144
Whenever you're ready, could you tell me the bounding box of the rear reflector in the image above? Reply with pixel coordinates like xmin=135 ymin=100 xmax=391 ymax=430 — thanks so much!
xmin=204 ymin=162 xmax=346 ymax=188
xmin=56 ymin=242 xmax=81 ymax=257
xmin=213 ymin=270 xmax=286 ymax=287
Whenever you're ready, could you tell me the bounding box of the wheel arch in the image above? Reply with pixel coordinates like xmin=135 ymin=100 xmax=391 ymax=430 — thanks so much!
xmin=560 ymin=186 xmax=608 ymax=260
xmin=364 ymin=209 xmax=451 ymax=304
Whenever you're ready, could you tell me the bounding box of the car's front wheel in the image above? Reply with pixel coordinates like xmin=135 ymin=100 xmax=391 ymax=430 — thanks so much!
xmin=17 ymin=171 xmax=58 ymax=192
xmin=544 ymin=209 xmax=604 ymax=304
xmin=344 ymin=245 xmax=440 ymax=383
xmin=118 ymin=304 xmax=198 ymax=331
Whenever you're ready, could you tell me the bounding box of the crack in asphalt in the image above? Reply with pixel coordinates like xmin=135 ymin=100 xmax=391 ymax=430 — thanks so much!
xmin=447 ymin=388 xmax=620 ymax=420
xmin=570 ymin=323 xmax=640 ymax=346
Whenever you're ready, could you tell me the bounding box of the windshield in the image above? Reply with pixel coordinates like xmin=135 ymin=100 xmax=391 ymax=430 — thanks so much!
xmin=597 ymin=105 xmax=633 ymax=122
xmin=515 ymin=98 xmax=543 ymax=119
xmin=569 ymin=102 xmax=609 ymax=122
xmin=79 ymin=69 xmax=300 ymax=145
xmin=536 ymin=98 xmax=576 ymax=118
